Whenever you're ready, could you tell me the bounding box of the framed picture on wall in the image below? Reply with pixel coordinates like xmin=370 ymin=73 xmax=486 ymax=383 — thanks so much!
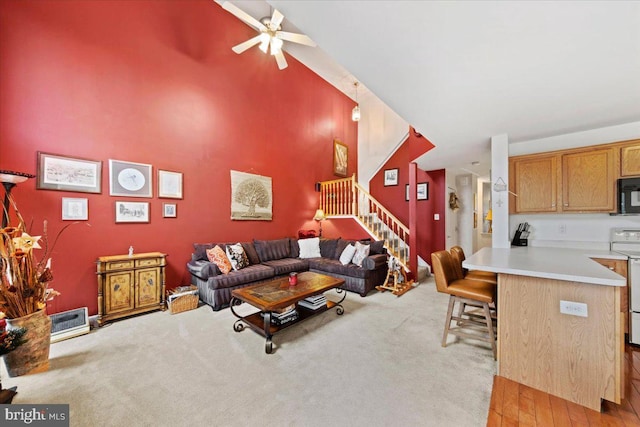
xmin=417 ymin=182 xmax=429 ymax=200
xmin=61 ymin=197 xmax=89 ymax=220
xmin=158 ymin=170 xmax=183 ymax=199
xmin=384 ymin=168 xmax=399 ymax=186
xmin=37 ymin=152 xmax=102 ymax=194
xmin=163 ymin=203 xmax=177 ymax=218
xmin=109 ymin=159 xmax=153 ymax=198
xmin=115 ymin=201 xmax=149 ymax=223
xmin=333 ymin=139 xmax=348 ymax=177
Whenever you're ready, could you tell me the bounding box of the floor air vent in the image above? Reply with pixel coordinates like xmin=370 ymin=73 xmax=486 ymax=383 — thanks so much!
xmin=50 ymin=307 xmax=90 ymax=343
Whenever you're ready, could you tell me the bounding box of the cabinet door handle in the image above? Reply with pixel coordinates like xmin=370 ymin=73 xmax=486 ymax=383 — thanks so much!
xmin=564 ymin=203 xmax=569 ymax=206
xmin=551 ymin=203 xmax=556 ymax=207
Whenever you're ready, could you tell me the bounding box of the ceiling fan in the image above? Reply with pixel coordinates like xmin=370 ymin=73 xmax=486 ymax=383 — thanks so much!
xmin=221 ymin=1 xmax=316 ymax=70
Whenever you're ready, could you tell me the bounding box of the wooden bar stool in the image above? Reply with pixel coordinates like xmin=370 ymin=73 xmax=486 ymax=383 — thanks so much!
xmin=431 ymin=250 xmax=497 ymax=359
xmin=450 ymin=246 xmax=497 ymax=284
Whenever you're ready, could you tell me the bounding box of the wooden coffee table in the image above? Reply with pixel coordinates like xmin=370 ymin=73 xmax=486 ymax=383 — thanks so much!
xmin=229 ymin=271 xmax=346 ymax=354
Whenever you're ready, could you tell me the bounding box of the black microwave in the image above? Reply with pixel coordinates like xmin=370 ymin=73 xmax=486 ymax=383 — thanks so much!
xmin=618 ymin=177 xmax=640 ymax=214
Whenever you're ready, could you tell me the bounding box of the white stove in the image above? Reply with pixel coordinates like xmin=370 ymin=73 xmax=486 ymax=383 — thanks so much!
xmin=611 ymin=228 xmax=640 ymax=344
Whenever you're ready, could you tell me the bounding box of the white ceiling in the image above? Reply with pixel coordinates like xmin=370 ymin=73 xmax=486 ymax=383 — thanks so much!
xmin=222 ymin=1 xmax=640 ymax=175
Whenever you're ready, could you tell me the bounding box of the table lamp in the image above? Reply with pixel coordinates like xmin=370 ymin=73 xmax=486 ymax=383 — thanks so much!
xmin=485 ymin=209 xmax=493 ymax=233
xmin=313 ymin=209 xmax=326 ymax=237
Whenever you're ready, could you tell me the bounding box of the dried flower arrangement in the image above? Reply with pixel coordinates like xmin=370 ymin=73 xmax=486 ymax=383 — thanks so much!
xmin=0 ymin=192 xmax=68 ymax=319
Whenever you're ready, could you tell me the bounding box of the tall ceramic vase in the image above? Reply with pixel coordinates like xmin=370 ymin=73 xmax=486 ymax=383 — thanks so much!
xmin=3 ymin=309 xmax=51 ymax=377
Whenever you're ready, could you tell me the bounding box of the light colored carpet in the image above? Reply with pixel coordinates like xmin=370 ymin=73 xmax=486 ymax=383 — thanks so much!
xmin=2 ymin=278 xmax=497 ymax=427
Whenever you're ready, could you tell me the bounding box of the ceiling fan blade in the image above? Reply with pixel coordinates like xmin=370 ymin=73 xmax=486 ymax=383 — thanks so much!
xmin=269 ymin=9 xmax=284 ymax=31
xmin=275 ymin=31 xmax=316 ymax=47
xmin=274 ymin=50 xmax=288 ymax=70
xmin=231 ymin=34 xmax=263 ymax=54
xmin=221 ymin=1 xmax=267 ymax=32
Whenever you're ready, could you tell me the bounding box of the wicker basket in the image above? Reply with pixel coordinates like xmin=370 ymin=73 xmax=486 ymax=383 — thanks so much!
xmin=167 ymin=285 xmax=199 ymax=314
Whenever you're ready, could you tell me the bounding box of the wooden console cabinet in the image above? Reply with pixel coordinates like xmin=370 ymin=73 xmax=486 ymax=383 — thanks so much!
xmin=96 ymin=252 xmax=167 ymax=325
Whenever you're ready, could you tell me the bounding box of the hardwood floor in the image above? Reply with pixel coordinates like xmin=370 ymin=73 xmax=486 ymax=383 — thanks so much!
xmin=487 ymin=344 xmax=640 ymax=426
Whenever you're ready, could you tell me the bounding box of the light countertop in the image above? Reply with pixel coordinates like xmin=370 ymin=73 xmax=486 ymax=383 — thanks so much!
xmin=463 ymin=247 xmax=627 ymax=287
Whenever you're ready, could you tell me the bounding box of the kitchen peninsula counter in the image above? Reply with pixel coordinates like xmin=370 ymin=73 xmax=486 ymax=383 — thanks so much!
xmin=464 ymin=246 xmax=626 ymax=411
xmin=463 ymin=246 xmax=626 ymax=286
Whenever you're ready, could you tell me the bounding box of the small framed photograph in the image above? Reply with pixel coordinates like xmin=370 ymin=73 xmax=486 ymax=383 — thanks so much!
xmin=109 ymin=159 xmax=152 ymax=198
xmin=158 ymin=170 xmax=183 ymax=199
xmin=163 ymin=203 xmax=177 ymax=218
xmin=37 ymin=152 xmax=102 ymax=194
xmin=62 ymin=197 xmax=88 ymax=220
xmin=417 ymin=182 xmax=429 ymax=200
xmin=115 ymin=201 xmax=150 ymax=223
xmin=384 ymin=168 xmax=399 ymax=186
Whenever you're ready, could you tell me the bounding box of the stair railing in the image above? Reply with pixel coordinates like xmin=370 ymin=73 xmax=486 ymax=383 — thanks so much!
xmin=318 ymin=175 xmax=410 ymax=270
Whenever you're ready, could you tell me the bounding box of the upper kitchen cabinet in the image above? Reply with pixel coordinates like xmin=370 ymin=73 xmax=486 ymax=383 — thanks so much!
xmin=621 ymin=140 xmax=640 ymax=177
xmin=509 ymin=154 xmax=558 ymax=213
xmin=510 ymin=144 xmax=617 ymax=214
xmin=562 ymin=147 xmax=615 ymax=212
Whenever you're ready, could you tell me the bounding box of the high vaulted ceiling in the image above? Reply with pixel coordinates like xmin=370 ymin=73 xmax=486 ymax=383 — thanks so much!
xmin=226 ymin=1 xmax=640 ymax=175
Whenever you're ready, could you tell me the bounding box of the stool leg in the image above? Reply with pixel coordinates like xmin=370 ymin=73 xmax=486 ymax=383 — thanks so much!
xmin=483 ymin=302 xmax=497 ymax=360
xmin=442 ymin=295 xmax=456 ymax=347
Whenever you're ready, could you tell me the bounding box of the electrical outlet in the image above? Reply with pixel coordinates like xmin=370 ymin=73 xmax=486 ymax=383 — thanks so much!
xmin=434 ymin=214 xmax=440 ymax=220
xmin=560 ymin=300 xmax=587 ymax=317
xmin=559 ymin=224 xmax=567 ymax=234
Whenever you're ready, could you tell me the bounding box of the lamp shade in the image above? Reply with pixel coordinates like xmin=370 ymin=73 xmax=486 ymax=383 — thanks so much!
xmin=485 ymin=209 xmax=493 ymax=221
xmin=351 ymin=105 xmax=361 ymax=122
xmin=313 ymin=209 xmax=326 ymax=221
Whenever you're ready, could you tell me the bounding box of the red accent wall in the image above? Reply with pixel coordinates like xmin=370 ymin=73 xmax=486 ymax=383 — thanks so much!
xmin=369 ymin=130 xmax=445 ymax=266
xmin=0 ymin=0 xmax=357 ymax=315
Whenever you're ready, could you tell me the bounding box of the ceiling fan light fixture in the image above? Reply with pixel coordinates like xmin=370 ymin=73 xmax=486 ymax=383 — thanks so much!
xmin=270 ymin=37 xmax=283 ymax=55
xmin=258 ymin=33 xmax=270 ymax=53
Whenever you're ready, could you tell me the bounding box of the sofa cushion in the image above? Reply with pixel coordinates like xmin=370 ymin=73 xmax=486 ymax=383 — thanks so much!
xmin=290 ymin=239 xmax=300 ymax=258
xmin=319 ymin=238 xmax=340 ymax=258
xmin=352 ymin=242 xmax=370 ymax=267
xmin=261 ymin=258 xmax=310 ymax=276
xmin=339 ymin=244 xmax=356 ymax=265
xmin=333 ymin=239 xmax=351 ymax=260
xmin=194 ymin=243 xmax=217 ymax=261
xmin=254 ymin=238 xmax=291 ymax=262
xmin=369 ymin=240 xmax=386 ymax=255
xmin=308 ymin=258 xmax=368 ymax=279
xmin=206 ymin=245 xmax=232 ymax=274
xmin=298 ymin=237 xmax=321 ymax=258
xmin=241 ymin=242 xmax=261 ymax=265
xmin=226 ymin=243 xmax=249 ymax=271
xmin=208 ymin=264 xmax=275 ymax=290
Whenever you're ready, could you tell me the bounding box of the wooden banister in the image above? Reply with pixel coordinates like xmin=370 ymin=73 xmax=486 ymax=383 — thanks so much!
xmin=317 ymin=174 xmax=411 ymax=270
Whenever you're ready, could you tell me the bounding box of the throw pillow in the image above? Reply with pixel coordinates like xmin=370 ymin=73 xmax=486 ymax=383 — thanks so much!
xmin=298 ymin=237 xmax=321 ymax=259
xmin=206 ymin=245 xmax=232 ymax=274
xmin=339 ymin=244 xmax=357 ymax=265
xmin=351 ymin=241 xmax=370 ymax=267
xmin=226 ymin=243 xmax=249 ymax=271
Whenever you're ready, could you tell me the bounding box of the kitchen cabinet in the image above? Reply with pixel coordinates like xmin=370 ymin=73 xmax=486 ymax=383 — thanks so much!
xmin=591 ymin=257 xmax=628 ymax=334
xmin=509 ymin=145 xmax=616 ymax=213
xmin=509 ymin=154 xmax=558 ymax=213
xmin=621 ymin=140 xmax=640 ymax=177
xmin=96 ymin=252 xmax=166 ymax=325
xmin=561 ymin=147 xmax=615 ymax=212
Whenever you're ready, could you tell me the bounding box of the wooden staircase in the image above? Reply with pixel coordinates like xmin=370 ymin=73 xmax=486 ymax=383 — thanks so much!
xmin=318 ymin=175 xmax=411 ymax=271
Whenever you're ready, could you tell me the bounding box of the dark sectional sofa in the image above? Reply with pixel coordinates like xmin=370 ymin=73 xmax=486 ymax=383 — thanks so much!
xmin=186 ymin=237 xmax=389 ymax=311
